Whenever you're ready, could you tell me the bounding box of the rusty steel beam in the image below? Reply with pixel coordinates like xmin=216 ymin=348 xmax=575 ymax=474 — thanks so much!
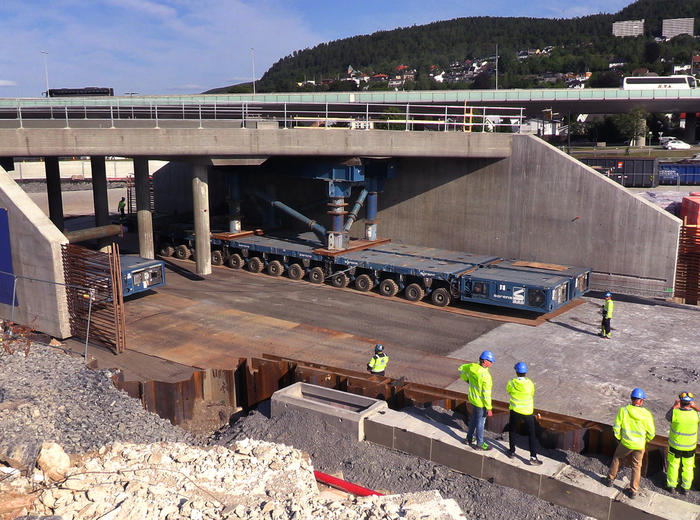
xmin=64 ymin=224 xmax=123 ymax=244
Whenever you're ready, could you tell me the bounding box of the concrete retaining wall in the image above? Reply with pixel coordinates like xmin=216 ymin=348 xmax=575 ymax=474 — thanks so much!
xmin=0 ymin=169 xmax=70 ymax=338
xmin=368 ymin=135 xmax=680 ymax=298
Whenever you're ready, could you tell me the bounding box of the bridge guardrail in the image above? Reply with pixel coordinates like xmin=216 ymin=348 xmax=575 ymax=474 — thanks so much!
xmin=0 ymin=100 xmax=524 ymax=133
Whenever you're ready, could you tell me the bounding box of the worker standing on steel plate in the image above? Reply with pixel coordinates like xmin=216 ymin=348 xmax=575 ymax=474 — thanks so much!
xmin=665 ymin=391 xmax=699 ymax=495
xmin=506 ymin=362 xmax=543 ymax=466
xmin=118 ymin=197 xmax=126 ymax=222
xmin=601 ymin=388 xmax=656 ymax=499
xmin=459 ymin=350 xmax=494 ymax=451
xmin=600 ymin=291 xmax=614 ymax=339
xmin=367 ymin=344 xmax=388 ymax=376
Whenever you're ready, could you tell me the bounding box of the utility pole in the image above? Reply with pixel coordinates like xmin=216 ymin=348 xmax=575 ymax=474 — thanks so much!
xmin=41 ymin=50 xmax=50 ymax=97
xmin=495 ymin=44 xmax=498 ymax=90
xmin=251 ymin=48 xmax=256 ymax=95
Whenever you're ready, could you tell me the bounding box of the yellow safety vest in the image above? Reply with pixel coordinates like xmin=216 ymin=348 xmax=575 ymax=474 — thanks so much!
xmin=669 ymin=408 xmax=699 ymax=452
xmin=603 ymin=299 xmax=613 ymax=318
xmin=507 ymin=377 xmax=535 ymax=415
xmin=613 ymin=404 xmax=655 ymax=450
xmin=369 ymin=353 xmax=388 ymax=373
xmin=459 ymin=363 xmax=493 ymax=410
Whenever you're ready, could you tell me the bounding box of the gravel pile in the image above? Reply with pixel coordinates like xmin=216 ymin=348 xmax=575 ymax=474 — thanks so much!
xmin=0 ymin=342 xmax=196 ymax=470
xmin=211 ymin=404 xmax=591 ymax=520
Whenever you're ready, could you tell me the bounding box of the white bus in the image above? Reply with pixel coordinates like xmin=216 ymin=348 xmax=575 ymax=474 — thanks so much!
xmin=622 ymin=75 xmax=696 ymax=90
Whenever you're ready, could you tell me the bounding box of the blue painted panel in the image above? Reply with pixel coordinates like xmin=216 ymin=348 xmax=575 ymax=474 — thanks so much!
xmin=0 ymin=208 xmax=17 ymax=306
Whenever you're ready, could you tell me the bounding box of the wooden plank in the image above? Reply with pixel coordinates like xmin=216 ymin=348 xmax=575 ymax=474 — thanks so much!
xmin=511 ymin=260 xmax=569 ymax=271
xmin=314 ymin=238 xmax=391 ymax=257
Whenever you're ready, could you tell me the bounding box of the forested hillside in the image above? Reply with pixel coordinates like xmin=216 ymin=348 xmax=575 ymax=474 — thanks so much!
xmin=239 ymin=0 xmax=700 ymax=93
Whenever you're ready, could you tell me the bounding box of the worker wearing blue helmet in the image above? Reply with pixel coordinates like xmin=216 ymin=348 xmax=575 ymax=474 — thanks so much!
xmin=602 ymin=388 xmax=656 ymax=499
xmin=367 ymin=344 xmax=388 ymax=376
xmin=665 ymin=391 xmax=700 ymax=495
xmin=458 ymin=350 xmax=495 ymax=451
xmin=506 ymin=362 xmax=542 ymax=465
xmin=600 ymin=291 xmax=614 ymax=339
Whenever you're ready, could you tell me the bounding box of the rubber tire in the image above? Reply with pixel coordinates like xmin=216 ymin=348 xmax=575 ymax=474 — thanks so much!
xmin=267 ymin=260 xmax=284 ymax=276
xmin=308 ymin=266 xmax=324 ymax=284
xmin=247 ymin=256 xmax=263 ymax=273
xmin=174 ymin=244 xmax=191 ymax=260
xmin=355 ymin=274 xmax=373 ymax=292
xmin=379 ymin=279 xmax=399 ymax=297
xmin=405 ymin=283 xmax=425 ymax=302
xmin=211 ymin=250 xmax=224 ymax=266
xmin=288 ymin=263 xmax=304 ymax=280
xmin=331 ymin=272 xmax=349 ymax=288
xmin=431 ymin=287 xmax=451 ymax=307
xmin=226 ymin=253 xmax=244 ymax=269
xmin=158 ymin=244 xmax=174 ymax=257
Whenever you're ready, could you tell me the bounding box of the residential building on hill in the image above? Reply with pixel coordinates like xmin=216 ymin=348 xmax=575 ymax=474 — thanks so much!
xmin=662 ymin=18 xmax=694 ymax=39
xmin=612 ymin=19 xmax=644 ymax=37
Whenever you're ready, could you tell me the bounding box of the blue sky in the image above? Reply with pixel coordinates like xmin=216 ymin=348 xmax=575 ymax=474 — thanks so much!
xmin=0 ymin=0 xmax=631 ymax=98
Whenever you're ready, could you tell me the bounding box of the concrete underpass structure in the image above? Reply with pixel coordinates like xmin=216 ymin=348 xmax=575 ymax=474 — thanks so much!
xmin=0 ymin=125 xmax=682 ymax=337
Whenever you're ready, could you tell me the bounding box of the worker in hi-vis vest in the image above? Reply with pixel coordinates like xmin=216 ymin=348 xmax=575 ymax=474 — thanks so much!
xmin=602 ymin=388 xmax=656 ymax=499
xmin=367 ymin=344 xmax=388 ymax=376
xmin=459 ymin=350 xmax=494 ymax=451
xmin=665 ymin=391 xmax=699 ymax=495
xmin=600 ymin=291 xmax=614 ymax=338
xmin=506 ymin=362 xmax=542 ymax=466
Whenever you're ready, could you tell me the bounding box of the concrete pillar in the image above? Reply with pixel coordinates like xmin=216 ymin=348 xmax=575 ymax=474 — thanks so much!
xmin=192 ymin=164 xmax=211 ymax=275
xmin=684 ymin=112 xmax=697 ymax=143
xmin=133 ymin=158 xmax=154 ymax=259
xmin=90 ymin=156 xmax=110 ymax=250
xmin=44 ymin=157 xmax=64 ymax=231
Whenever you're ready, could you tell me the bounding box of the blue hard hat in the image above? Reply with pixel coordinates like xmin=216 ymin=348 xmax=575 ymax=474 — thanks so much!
xmin=480 ymin=350 xmax=495 ymax=363
xmin=514 ymin=362 xmax=528 ymax=374
xmin=680 ymin=391 xmax=695 ymax=402
xmin=605 ymin=292 xmax=612 ymax=298
xmin=630 ymin=388 xmax=646 ymax=400
xmin=375 ymin=344 xmax=384 ymax=353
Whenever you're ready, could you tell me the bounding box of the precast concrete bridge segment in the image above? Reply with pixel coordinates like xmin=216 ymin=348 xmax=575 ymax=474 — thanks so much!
xmin=0 ymin=123 xmax=680 ymax=340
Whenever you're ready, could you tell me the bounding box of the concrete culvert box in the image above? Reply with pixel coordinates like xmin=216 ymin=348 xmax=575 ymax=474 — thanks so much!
xmin=271 ymin=382 xmax=388 ymax=441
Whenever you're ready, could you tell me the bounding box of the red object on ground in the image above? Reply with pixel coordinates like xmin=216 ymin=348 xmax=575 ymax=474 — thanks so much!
xmin=314 ymin=470 xmax=384 ymax=496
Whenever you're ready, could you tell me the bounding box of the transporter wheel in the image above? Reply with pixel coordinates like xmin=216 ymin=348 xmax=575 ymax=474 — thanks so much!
xmin=404 ymin=283 xmax=425 ymax=302
xmin=431 ymin=287 xmax=451 ymax=307
xmin=158 ymin=244 xmax=174 ymax=257
xmin=226 ymin=253 xmax=244 ymax=269
xmin=247 ymin=256 xmax=264 ymax=273
xmin=331 ymin=272 xmax=349 ymax=288
xmin=211 ymin=250 xmax=224 ymax=266
xmin=308 ymin=266 xmax=325 ymax=284
xmin=267 ymin=260 xmax=284 ymax=277
xmin=288 ymin=263 xmax=304 ymax=280
xmin=379 ymin=279 xmax=399 ymax=298
xmin=174 ymin=244 xmax=191 ymax=260
xmin=354 ymin=274 xmax=373 ymax=292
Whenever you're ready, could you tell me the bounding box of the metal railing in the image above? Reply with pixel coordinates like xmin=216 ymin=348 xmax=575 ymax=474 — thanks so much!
xmin=0 ymin=99 xmax=525 ymax=133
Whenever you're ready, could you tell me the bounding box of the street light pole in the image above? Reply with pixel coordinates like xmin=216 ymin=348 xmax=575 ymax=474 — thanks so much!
xmin=41 ymin=50 xmax=50 ymax=97
xmin=251 ymin=48 xmax=256 ymax=95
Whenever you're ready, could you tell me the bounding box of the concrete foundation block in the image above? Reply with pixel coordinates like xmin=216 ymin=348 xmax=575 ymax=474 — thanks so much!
xmin=539 ymin=466 xmax=615 ymax=520
xmin=394 ymin=427 xmax=432 ymax=460
xmin=482 ymin=457 xmax=542 ymax=496
xmin=430 ymin=439 xmax=484 ymax=479
xmin=364 ymin=410 xmax=397 ymax=448
xmin=609 ymin=490 xmax=700 ymax=520
xmin=271 ymin=382 xmax=387 ymax=441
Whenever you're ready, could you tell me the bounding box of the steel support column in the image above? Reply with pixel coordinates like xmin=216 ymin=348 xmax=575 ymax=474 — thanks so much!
xmin=133 ymin=157 xmax=154 ymax=259
xmin=192 ymin=164 xmax=211 ymax=275
xmin=44 ymin=156 xmax=64 ymax=231
xmin=90 ymin=156 xmax=110 ymax=250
